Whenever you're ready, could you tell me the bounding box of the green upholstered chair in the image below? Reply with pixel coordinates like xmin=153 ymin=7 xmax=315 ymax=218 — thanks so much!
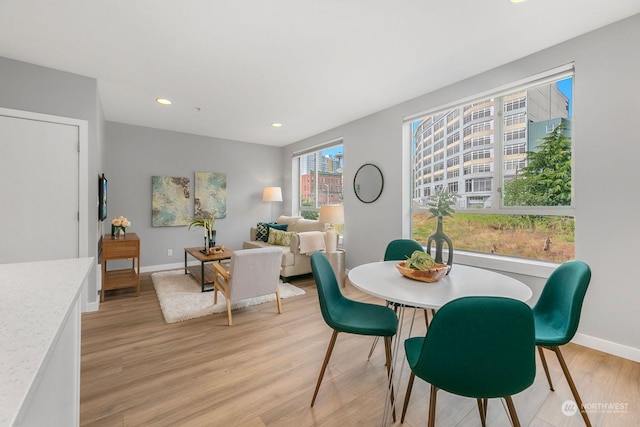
xmin=309 ymin=252 xmax=398 ymax=417
xmin=534 ymin=260 xmax=592 ymax=426
xmin=369 ymin=239 xmax=430 ymax=359
xmin=384 ymin=238 xmax=424 ymax=262
xmin=401 ymin=296 xmax=536 ymax=427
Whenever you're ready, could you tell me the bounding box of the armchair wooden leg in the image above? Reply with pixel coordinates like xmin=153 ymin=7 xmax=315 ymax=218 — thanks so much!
xmin=311 ymin=330 xmax=339 ymax=407
xmin=538 ymin=346 xmax=555 ymax=391
xmin=427 ymin=385 xmax=438 ymax=427
xmin=552 ymin=346 xmax=592 ymax=427
xmin=275 ymin=288 xmax=282 ymax=313
xmin=401 ymin=372 xmax=415 ymax=423
xmin=225 ymin=298 xmax=232 ymax=325
xmin=504 ymin=396 xmax=521 ymax=427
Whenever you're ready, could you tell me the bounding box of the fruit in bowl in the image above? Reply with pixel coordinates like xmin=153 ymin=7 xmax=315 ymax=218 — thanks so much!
xmin=396 ymin=250 xmax=450 ymax=282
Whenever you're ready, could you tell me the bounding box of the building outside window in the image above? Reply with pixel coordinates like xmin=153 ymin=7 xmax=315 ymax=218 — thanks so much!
xmin=296 ymin=142 xmax=344 ymax=221
xmin=408 ymin=66 xmax=575 ymax=262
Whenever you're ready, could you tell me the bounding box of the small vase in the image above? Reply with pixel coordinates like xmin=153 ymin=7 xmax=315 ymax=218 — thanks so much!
xmin=426 ymin=217 xmax=453 ymax=273
xmin=208 ymin=230 xmax=217 ymax=248
xmin=114 ymin=226 xmax=125 ymax=239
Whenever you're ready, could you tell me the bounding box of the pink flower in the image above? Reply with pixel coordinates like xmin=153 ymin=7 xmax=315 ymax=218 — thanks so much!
xmin=111 ymin=216 xmax=131 ymax=228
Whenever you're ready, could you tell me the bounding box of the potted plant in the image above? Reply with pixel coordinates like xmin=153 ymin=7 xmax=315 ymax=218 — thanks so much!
xmin=188 ymin=216 xmax=216 ymax=248
xmin=425 ymin=189 xmax=457 ymax=272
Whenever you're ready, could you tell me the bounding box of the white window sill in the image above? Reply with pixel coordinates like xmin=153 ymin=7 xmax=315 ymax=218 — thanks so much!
xmin=444 ymin=250 xmax=559 ymax=279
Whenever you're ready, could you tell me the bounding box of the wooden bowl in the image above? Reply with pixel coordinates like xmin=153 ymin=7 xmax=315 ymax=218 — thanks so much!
xmin=395 ymin=261 xmax=450 ymax=283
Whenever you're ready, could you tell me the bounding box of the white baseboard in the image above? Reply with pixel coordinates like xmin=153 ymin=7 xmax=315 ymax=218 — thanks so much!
xmin=142 ymin=262 xmax=199 ymax=273
xmin=573 ymin=333 xmax=640 ymax=363
xmin=85 ymin=301 xmax=100 ymax=312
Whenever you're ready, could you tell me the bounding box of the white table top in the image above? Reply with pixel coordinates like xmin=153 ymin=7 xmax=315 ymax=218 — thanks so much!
xmin=348 ymin=261 xmax=532 ymax=309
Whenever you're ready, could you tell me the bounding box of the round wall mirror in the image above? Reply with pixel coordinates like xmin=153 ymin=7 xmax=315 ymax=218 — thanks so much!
xmin=354 ymin=163 xmax=384 ymax=203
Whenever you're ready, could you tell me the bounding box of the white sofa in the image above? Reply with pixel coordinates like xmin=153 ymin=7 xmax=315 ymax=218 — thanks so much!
xmin=242 ymin=215 xmax=329 ymax=278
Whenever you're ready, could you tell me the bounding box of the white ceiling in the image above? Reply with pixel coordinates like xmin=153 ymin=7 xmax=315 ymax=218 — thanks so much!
xmin=1 ymin=1 xmax=638 ymax=147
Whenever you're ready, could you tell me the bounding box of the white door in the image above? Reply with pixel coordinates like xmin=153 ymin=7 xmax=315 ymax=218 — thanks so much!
xmin=0 ymin=114 xmax=79 ymax=263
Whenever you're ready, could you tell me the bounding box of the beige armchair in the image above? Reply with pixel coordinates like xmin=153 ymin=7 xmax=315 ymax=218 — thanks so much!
xmin=212 ymin=247 xmax=283 ymax=325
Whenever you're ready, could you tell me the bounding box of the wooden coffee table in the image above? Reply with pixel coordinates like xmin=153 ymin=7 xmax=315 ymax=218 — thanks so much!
xmin=184 ymin=246 xmax=234 ymax=292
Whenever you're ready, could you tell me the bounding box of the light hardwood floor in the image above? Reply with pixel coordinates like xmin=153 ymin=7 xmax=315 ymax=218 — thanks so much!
xmin=81 ymin=271 xmax=640 ymax=426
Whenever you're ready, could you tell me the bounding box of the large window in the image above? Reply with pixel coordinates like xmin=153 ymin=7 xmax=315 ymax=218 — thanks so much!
xmin=296 ymin=142 xmax=344 ymax=221
xmin=409 ymin=66 xmax=575 ymax=262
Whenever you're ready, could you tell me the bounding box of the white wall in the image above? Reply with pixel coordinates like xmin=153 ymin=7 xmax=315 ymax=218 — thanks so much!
xmin=284 ymin=14 xmax=640 ymax=360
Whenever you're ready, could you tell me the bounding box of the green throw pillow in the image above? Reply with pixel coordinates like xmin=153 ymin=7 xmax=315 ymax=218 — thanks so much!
xmin=268 ymin=229 xmax=295 ymax=246
xmin=255 ymin=222 xmax=287 ymax=242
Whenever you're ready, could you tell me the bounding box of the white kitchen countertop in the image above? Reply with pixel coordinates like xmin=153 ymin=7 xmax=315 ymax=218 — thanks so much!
xmin=0 ymin=257 xmax=93 ymax=426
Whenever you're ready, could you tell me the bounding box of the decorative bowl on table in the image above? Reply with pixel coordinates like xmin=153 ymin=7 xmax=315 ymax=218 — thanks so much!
xmin=395 ymin=261 xmax=450 ymax=283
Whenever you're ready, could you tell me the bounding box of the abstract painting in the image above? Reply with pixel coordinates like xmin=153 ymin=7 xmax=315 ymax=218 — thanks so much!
xmin=152 ymin=176 xmax=190 ymax=226
xmin=195 ymin=172 xmax=227 ymax=219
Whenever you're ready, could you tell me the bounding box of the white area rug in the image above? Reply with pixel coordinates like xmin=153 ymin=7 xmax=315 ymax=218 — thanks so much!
xmin=151 ymin=270 xmax=305 ymax=324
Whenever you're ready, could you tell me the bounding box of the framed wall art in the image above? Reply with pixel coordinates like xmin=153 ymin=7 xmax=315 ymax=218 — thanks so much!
xmin=152 ymin=176 xmax=190 ymax=226
xmin=195 ymin=172 xmax=227 ymax=219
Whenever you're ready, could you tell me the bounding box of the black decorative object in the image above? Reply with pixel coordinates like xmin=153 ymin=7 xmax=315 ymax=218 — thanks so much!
xmin=99 ymin=174 xmax=107 ymax=221
xmin=425 ymin=189 xmax=458 ymax=274
xmin=426 ymin=217 xmax=453 ymax=269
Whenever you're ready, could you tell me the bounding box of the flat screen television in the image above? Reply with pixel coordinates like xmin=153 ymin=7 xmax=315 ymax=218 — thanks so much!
xmin=99 ymin=174 xmax=107 ymax=221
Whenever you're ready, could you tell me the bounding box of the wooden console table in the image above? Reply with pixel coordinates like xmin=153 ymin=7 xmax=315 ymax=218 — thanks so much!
xmin=101 ymin=233 xmax=140 ymax=302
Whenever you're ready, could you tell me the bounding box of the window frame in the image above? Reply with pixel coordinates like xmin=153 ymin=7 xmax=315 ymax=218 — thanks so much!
xmin=293 ymin=139 xmax=344 ymax=219
xmin=405 ymin=64 xmax=575 ymax=265
xmin=407 ymin=65 xmax=575 ymax=218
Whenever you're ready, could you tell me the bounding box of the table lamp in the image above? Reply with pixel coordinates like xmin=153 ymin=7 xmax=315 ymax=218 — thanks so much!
xmin=262 ymin=186 xmax=282 ymax=222
xmin=319 ymin=204 xmax=344 ymax=253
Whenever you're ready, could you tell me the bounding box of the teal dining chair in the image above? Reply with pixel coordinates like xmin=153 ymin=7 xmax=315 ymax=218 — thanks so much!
xmin=534 ymin=260 xmax=592 ymax=426
xmin=384 ymin=238 xmax=424 ymax=262
xmin=401 ymin=296 xmax=536 ymax=427
xmin=369 ymin=239 xmax=430 ymax=359
xmin=309 ymin=252 xmax=399 ymax=418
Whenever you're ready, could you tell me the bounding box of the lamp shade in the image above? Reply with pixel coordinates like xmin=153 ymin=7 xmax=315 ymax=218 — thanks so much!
xmin=319 ymin=204 xmax=344 ymax=225
xmin=262 ymin=186 xmax=283 ymax=202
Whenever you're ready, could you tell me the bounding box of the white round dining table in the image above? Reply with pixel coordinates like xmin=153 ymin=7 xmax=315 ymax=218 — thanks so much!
xmin=348 ymin=261 xmax=532 ymax=309
xmin=348 ymin=261 xmax=533 ymax=426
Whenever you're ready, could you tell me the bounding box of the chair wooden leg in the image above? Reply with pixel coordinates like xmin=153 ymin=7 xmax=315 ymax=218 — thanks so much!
xmin=477 ymin=398 xmax=488 ymax=427
xmin=367 ymin=336 xmax=380 ymax=360
xmin=552 ymin=346 xmax=592 ymax=427
xmin=538 ymin=346 xmax=555 ymax=391
xmin=427 ymin=385 xmax=438 ymax=427
xmin=311 ymin=330 xmax=339 ymax=407
xmin=383 ymin=336 xmax=396 ymax=422
xmin=401 ymin=372 xmax=415 ymax=423
xmin=226 ymin=299 xmax=232 ymax=326
xmin=504 ymin=396 xmax=521 ymax=427
xmin=368 ymin=301 xmax=392 ymax=360
xmin=275 ymin=288 xmax=282 ymax=313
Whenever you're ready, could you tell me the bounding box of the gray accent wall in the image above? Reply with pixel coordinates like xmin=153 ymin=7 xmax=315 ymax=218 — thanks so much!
xmin=284 ymin=14 xmax=640 ymax=357
xmin=105 ymin=122 xmax=283 ymax=268
xmin=0 ymin=56 xmax=103 ymax=305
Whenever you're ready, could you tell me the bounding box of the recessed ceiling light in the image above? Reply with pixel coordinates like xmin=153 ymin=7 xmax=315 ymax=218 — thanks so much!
xmin=156 ymin=98 xmax=172 ymax=105
xmin=510 ymin=0 xmax=526 ymax=3
xmin=271 ymin=123 xmax=283 ymax=128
